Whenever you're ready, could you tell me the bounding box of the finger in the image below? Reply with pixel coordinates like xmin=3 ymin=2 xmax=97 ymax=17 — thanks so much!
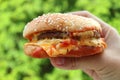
xmin=83 ymin=69 xmax=101 ymax=80
xmin=71 ymin=11 xmax=109 ymax=28
xmin=71 ymin=11 xmax=120 ymax=47
xmin=50 ymin=53 xmax=105 ymax=70
xmin=71 ymin=11 xmax=118 ymax=37
xmin=50 ymin=57 xmax=78 ymax=70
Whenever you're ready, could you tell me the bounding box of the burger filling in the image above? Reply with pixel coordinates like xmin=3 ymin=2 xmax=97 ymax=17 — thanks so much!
xmin=30 ymin=30 xmax=103 ymax=57
xmin=32 ymin=30 xmax=100 ymax=40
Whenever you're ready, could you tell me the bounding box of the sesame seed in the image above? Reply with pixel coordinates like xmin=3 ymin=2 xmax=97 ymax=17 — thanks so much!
xmin=43 ymin=19 xmax=47 ymax=23
xmin=65 ymin=26 xmax=68 ymax=30
xmin=47 ymin=19 xmax=51 ymax=23
xmin=71 ymin=21 xmax=74 ymax=26
xmin=34 ymin=29 xmax=37 ymax=32
xmin=56 ymin=25 xmax=60 ymax=28
xmin=33 ymin=17 xmax=38 ymax=21
xmin=64 ymin=19 xmax=68 ymax=23
xmin=79 ymin=27 xmax=82 ymax=30
xmin=62 ymin=27 xmax=66 ymax=31
xmin=36 ymin=20 xmax=40 ymax=23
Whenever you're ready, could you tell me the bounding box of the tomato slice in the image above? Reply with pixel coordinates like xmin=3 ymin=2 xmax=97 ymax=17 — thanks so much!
xmin=67 ymin=46 xmax=103 ymax=57
xmin=60 ymin=39 xmax=77 ymax=47
xmin=32 ymin=47 xmax=49 ymax=58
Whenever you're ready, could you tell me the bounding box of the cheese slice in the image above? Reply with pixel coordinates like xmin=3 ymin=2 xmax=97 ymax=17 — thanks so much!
xmin=37 ymin=39 xmax=74 ymax=57
xmin=37 ymin=38 xmax=104 ymax=57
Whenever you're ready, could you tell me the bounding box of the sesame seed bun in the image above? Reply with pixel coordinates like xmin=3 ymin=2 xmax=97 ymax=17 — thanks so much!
xmin=23 ymin=13 xmax=102 ymax=39
xmin=23 ymin=13 xmax=106 ymax=58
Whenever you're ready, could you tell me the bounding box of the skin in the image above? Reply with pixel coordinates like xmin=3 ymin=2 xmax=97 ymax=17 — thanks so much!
xmin=50 ymin=11 xmax=120 ymax=80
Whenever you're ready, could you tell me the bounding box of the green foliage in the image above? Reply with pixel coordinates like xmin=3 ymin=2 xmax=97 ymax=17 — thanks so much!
xmin=0 ymin=0 xmax=120 ymax=80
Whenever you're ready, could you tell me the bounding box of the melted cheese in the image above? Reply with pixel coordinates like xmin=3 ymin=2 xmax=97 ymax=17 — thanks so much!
xmin=37 ymin=38 xmax=104 ymax=57
xmin=78 ymin=38 xmax=103 ymax=47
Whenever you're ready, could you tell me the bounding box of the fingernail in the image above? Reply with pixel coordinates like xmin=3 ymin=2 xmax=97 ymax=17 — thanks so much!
xmin=55 ymin=58 xmax=65 ymax=66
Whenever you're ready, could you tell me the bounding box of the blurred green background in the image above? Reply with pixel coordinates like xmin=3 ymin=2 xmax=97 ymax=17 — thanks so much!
xmin=0 ymin=0 xmax=120 ymax=80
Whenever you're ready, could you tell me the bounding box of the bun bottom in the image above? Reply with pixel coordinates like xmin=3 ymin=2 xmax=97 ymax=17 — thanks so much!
xmin=24 ymin=44 xmax=104 ymax=58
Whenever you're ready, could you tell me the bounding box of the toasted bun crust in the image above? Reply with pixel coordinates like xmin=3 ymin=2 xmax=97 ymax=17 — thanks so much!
xmin=23 ymin=13 xmax=102 ymax=39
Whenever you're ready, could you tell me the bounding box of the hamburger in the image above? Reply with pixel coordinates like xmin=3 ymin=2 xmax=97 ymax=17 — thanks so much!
xmin=23 ymin=13 xmax=106 ymax=58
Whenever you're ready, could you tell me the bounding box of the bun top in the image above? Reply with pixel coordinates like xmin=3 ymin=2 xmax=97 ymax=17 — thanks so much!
xmin=23 ymin=13 xmax=101 ymax=39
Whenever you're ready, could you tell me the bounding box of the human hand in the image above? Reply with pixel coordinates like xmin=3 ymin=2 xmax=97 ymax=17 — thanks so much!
xmin=50 ymin=11 xmax=120 ymax=80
